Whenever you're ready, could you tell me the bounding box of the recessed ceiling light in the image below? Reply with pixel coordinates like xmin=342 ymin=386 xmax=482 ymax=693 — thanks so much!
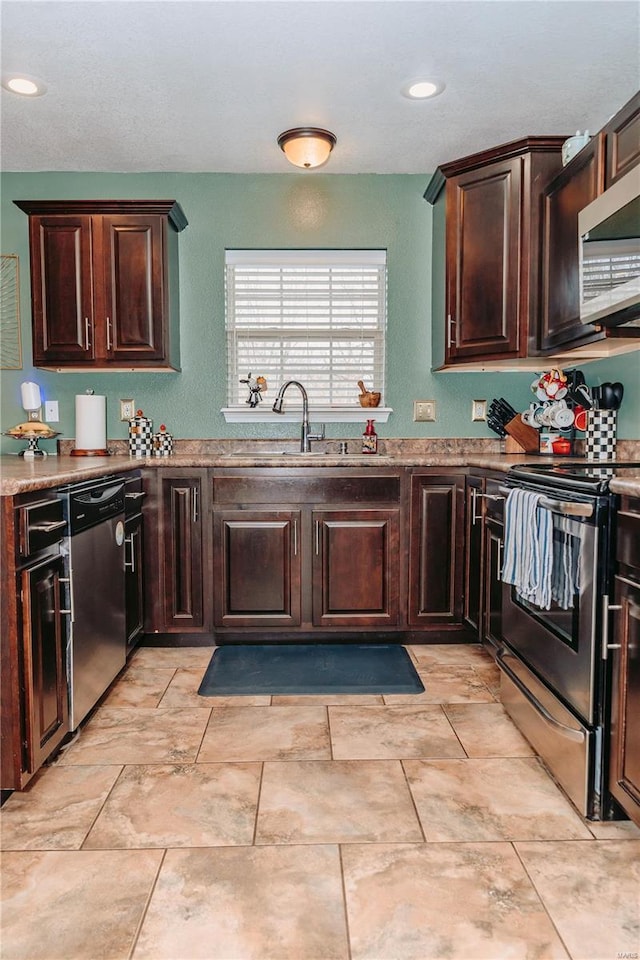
xmin=2 ymin=74 xmax=47 ymax=97
xmin=402 ymin=80 xmax=445 ymax=100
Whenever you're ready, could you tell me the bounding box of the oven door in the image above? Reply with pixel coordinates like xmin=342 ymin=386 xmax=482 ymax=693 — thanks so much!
xmin=502 ymin=505 xmax=599 ymax=725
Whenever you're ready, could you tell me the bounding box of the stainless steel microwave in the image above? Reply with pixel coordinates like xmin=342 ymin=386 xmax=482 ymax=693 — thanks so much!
xmin=578 ymin=166 xmax=640 ymax=328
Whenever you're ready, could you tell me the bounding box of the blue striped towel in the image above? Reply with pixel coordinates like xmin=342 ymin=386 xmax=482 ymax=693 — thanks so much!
xmin=502 ymin=489 xmax=554 ymax=610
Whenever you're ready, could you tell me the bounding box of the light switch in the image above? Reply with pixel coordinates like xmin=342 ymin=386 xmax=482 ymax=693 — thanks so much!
xmin=414 ymin=400 xmax=437 ymax=422
xmin=44 ymin=400 xmax=59 ymax=422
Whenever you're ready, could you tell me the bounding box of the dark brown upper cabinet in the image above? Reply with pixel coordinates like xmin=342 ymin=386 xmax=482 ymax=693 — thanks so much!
xmin=604 ymin=90 xmax=640 ymax=188
xmin=538 ymin=133 xmax=606 ymax=352
xmin=14 ymin=200 xmax=188 ymax=370
xmin=425 ymin=137 xmax=565 ymax=367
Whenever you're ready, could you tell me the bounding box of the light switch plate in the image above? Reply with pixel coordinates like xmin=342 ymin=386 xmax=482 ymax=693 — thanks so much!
xmin=414 ymin=400 xmax=437 ymax=422
xmin=471 ymin=399 xmax=487 ymax=422
xmin=120 ymin=399 xmax=135 ymax=421
xmin=44 ymin=400 xmax=59 ymax=422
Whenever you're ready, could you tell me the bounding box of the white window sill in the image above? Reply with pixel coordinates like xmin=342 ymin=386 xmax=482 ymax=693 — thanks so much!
xmin=222 ymin=406 xmax=393 ymax=424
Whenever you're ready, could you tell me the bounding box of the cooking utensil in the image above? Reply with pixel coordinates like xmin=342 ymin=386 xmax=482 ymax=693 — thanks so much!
xmin=610 ymin=382 xmax=624 ymax=409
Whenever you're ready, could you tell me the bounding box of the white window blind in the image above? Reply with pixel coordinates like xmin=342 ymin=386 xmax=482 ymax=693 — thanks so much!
xmin=582 ymin=238 xmax=640 ymax=300
xmin=225 ymin=249 xmax=387 ymax=408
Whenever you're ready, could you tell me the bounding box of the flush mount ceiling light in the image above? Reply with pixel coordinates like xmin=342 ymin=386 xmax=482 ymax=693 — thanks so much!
xmin=402 ymin=80 xmax=445 ymax=100
xmin=277 ymin=127 xmax=337 ymax=169
xmin=2 ymin=74 xmax=47 ymax=97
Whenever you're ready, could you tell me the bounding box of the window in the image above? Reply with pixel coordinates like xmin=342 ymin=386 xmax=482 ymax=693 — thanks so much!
xmin=224 ymin=249 xmax=387 ymax=419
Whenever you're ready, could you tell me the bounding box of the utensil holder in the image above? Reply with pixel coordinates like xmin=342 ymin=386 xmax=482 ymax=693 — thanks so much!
xmin=585 ymin=409 xmax=617 ymax=461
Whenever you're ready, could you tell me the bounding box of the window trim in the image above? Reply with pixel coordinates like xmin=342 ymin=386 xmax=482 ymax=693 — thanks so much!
xmin=223 ymin=248 xmax=390 ymax=422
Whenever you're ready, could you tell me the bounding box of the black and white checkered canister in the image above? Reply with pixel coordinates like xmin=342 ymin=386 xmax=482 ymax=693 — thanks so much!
xmin=128 ymin=412 xmax=154 ymax=457
xmin=153 ymin=431 xmax=174 ymax=456
xmin=585 ymin=409 xmax=617 ymax=461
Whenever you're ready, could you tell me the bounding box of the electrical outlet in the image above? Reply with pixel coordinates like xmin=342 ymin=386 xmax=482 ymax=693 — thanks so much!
xmin=414 ymin=400 xmax=437 ymax=422
xmin=471 ymin=399 xmax=487 ymax=422
xmin=44 ymin=400 xmax=59 ymax=422
xmin=120 ymin=399 xmax=135 ymax=421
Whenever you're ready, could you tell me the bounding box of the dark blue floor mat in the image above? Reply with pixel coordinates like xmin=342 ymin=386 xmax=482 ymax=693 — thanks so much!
xmin=198 ymin=643 xmax=425 ymax=696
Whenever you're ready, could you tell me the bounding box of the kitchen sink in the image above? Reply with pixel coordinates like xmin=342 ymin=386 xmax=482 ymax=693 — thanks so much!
xmin=224 ymin=450 xmax=393 ymax=460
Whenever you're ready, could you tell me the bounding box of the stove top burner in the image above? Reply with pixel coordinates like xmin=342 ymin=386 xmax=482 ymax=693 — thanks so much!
xmin=508 ymin=461 xmax=640 ymax=494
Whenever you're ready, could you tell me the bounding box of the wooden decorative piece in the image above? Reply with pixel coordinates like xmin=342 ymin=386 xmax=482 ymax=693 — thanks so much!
xmin=0 ymin=254 xmax=23 ymax=369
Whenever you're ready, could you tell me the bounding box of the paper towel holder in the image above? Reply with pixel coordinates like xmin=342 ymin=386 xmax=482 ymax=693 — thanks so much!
xmin=71 ymin=389 xmax=110 ymax=457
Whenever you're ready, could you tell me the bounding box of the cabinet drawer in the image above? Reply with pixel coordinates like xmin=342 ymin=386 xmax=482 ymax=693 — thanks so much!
xmin=212 ymin=473 xmax=401 ymax=504
xmin=18 ymin=499 xmax=66 ymax=558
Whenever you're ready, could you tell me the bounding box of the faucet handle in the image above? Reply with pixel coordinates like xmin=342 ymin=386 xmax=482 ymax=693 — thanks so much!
xmin=308 ymin=423 xmax=325 ymax=441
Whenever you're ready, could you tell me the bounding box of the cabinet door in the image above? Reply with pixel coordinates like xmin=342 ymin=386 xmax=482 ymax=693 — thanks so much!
xmin=29 ymin=216 xmax=94 ymax=365
xmin=21 ymin=555 xmax=69 ymax=776
xmin=213 ymin=510 xmax=301 ymax=627
xmin=445 ymin=157 xmax=522 ymax=361
xmin=604 ymin=91 xmax=640 ymax=187
xmin=408 ymin=475 xmax=465 ymax=627
xmin=312 ymin=510 xmax=399 ymax=627
xmin=608 ymin=576 xmax=640 ymax=826
xmin=125 ymin=514 xmax=144 ymax=648
xmin=464 ymin=477 xmax=484 ymax=637
xmin=102 ymin=215 xmax=167 ymax=363
xmin=161 ymin=476 xmax=204 ymax=631
xmin=538 ymin=134 xmax=605 ymax=352
xmin=483 ymin=519 xmax=504 ymax=653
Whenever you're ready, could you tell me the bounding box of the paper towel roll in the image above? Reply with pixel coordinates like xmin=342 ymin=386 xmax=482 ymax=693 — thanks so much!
xmin=75 ymin=394 xmax=106 ymax=451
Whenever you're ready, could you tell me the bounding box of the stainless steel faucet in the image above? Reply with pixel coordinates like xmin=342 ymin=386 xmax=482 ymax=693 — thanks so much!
xmin=272 ymin=380 xmax=325 ymax=453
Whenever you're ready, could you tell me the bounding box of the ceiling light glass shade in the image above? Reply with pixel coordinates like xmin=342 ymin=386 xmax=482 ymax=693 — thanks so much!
xmin=402 ymin=80 xmax=445 ymax=100
xmin=277 ymin=128 xmax=337 ymax=169
xmin=2 ymin=74 xmax=47 ymax=96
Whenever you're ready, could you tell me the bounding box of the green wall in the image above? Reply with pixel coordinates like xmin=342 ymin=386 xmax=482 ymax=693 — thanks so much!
xmin=1 ymin=171 xmax=637 ymax=454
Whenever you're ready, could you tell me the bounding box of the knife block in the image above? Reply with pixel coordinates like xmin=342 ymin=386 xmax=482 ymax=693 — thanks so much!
xmin=504 ymin=415 xmax=540 ymax=453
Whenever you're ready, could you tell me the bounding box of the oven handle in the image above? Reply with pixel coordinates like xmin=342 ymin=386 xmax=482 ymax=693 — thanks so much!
xmin=499 ymin=486 xmax=593 ymax=519
xmin=496 ymin=648 xmax=586 ymax=743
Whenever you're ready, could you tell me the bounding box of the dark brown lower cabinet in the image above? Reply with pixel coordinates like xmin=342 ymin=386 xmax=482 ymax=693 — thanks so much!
xmin=312 ymin=510 xmax=400 ymax=627
xmin=125 ymin=513 xmax=144 ymax=648
xmin=464 ymin=477 xmax=484 ymax=637
xmin=21 ymin=554 xmax=69 ymax=778
xmin=144 ymin=471 xmax=208 ymax=636
xmin=608 ymin=498 xmax=640 ymax=826
xmin=409 ymin=474 xmax=465 ymax=628
xmin=213 ymin=510 xmax=301 ymax=628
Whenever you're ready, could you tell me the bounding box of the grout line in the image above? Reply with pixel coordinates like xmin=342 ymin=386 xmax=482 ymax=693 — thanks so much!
xmin=252 ymin=762 xmax=265 ymax=846
xmin=127 ymin=847 xmax=167 ymax=960
xmin=511 ymin=841 xmax=575 ymax=960
xmin=400 ymin=758 xmax=428 ymax=843
xmin=439 ymin=703 xmax=470 ymax=758
xmin=338 ymin=844 xmax=354 ymax=960
xmin=79 ymin=764 xmax=126 ymax=850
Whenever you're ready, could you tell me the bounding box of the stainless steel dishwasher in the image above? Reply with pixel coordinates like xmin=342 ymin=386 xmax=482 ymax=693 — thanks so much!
xmin=58 ymin=476 xmax=126 ymax=730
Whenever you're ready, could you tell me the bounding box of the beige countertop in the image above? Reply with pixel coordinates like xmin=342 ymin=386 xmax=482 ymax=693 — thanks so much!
xmin=2 ymin=440 xmax=639 ymax=497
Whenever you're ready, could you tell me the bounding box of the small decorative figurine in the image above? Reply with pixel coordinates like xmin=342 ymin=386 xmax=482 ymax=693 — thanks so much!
xmin=240 ymin=373 xmax=268 ymax=407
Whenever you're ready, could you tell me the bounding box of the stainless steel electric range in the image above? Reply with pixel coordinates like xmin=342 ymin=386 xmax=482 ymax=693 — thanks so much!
xmin=498 ymin=460 xmax=640 ymax=820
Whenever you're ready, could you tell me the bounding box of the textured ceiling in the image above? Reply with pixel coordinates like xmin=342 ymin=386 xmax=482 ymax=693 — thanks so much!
xmin=2 ymin=0 xmax=639 ymax=174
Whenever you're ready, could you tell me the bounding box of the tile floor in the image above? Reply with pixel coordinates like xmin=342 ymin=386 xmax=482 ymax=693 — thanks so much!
xmin=1 ymin=643 xmax=639 ymax=960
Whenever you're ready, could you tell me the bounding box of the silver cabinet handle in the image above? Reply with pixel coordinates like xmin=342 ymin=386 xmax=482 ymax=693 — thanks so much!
xmin=84 ymin=316 xmax=91 ymax=351
xmin=293 ymin=519 xmax=298 ymax=556
xmin=601 ymin=594 xmax=623 ymax=659
xmin=106 ymin=315 xmax=113 ymax=351
xmin=447 ymin=313 xmax=455 ymax=348
xmin=315 ymin=519 xmax=320 ymax=555
xmin=59 ymin=576 xmax=74 ymax=621
xmin=497 ymin=538 xmax=504 ymax=579
xmin=124 ymin=532 xmax=135 ymax=572
xmin=30 ymin=519 xmax=67 ymax=533
xmin=471 ymin=486 xmax=479 ymax=526
xmin=192 ymin=486 xmax=199 ymax=523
